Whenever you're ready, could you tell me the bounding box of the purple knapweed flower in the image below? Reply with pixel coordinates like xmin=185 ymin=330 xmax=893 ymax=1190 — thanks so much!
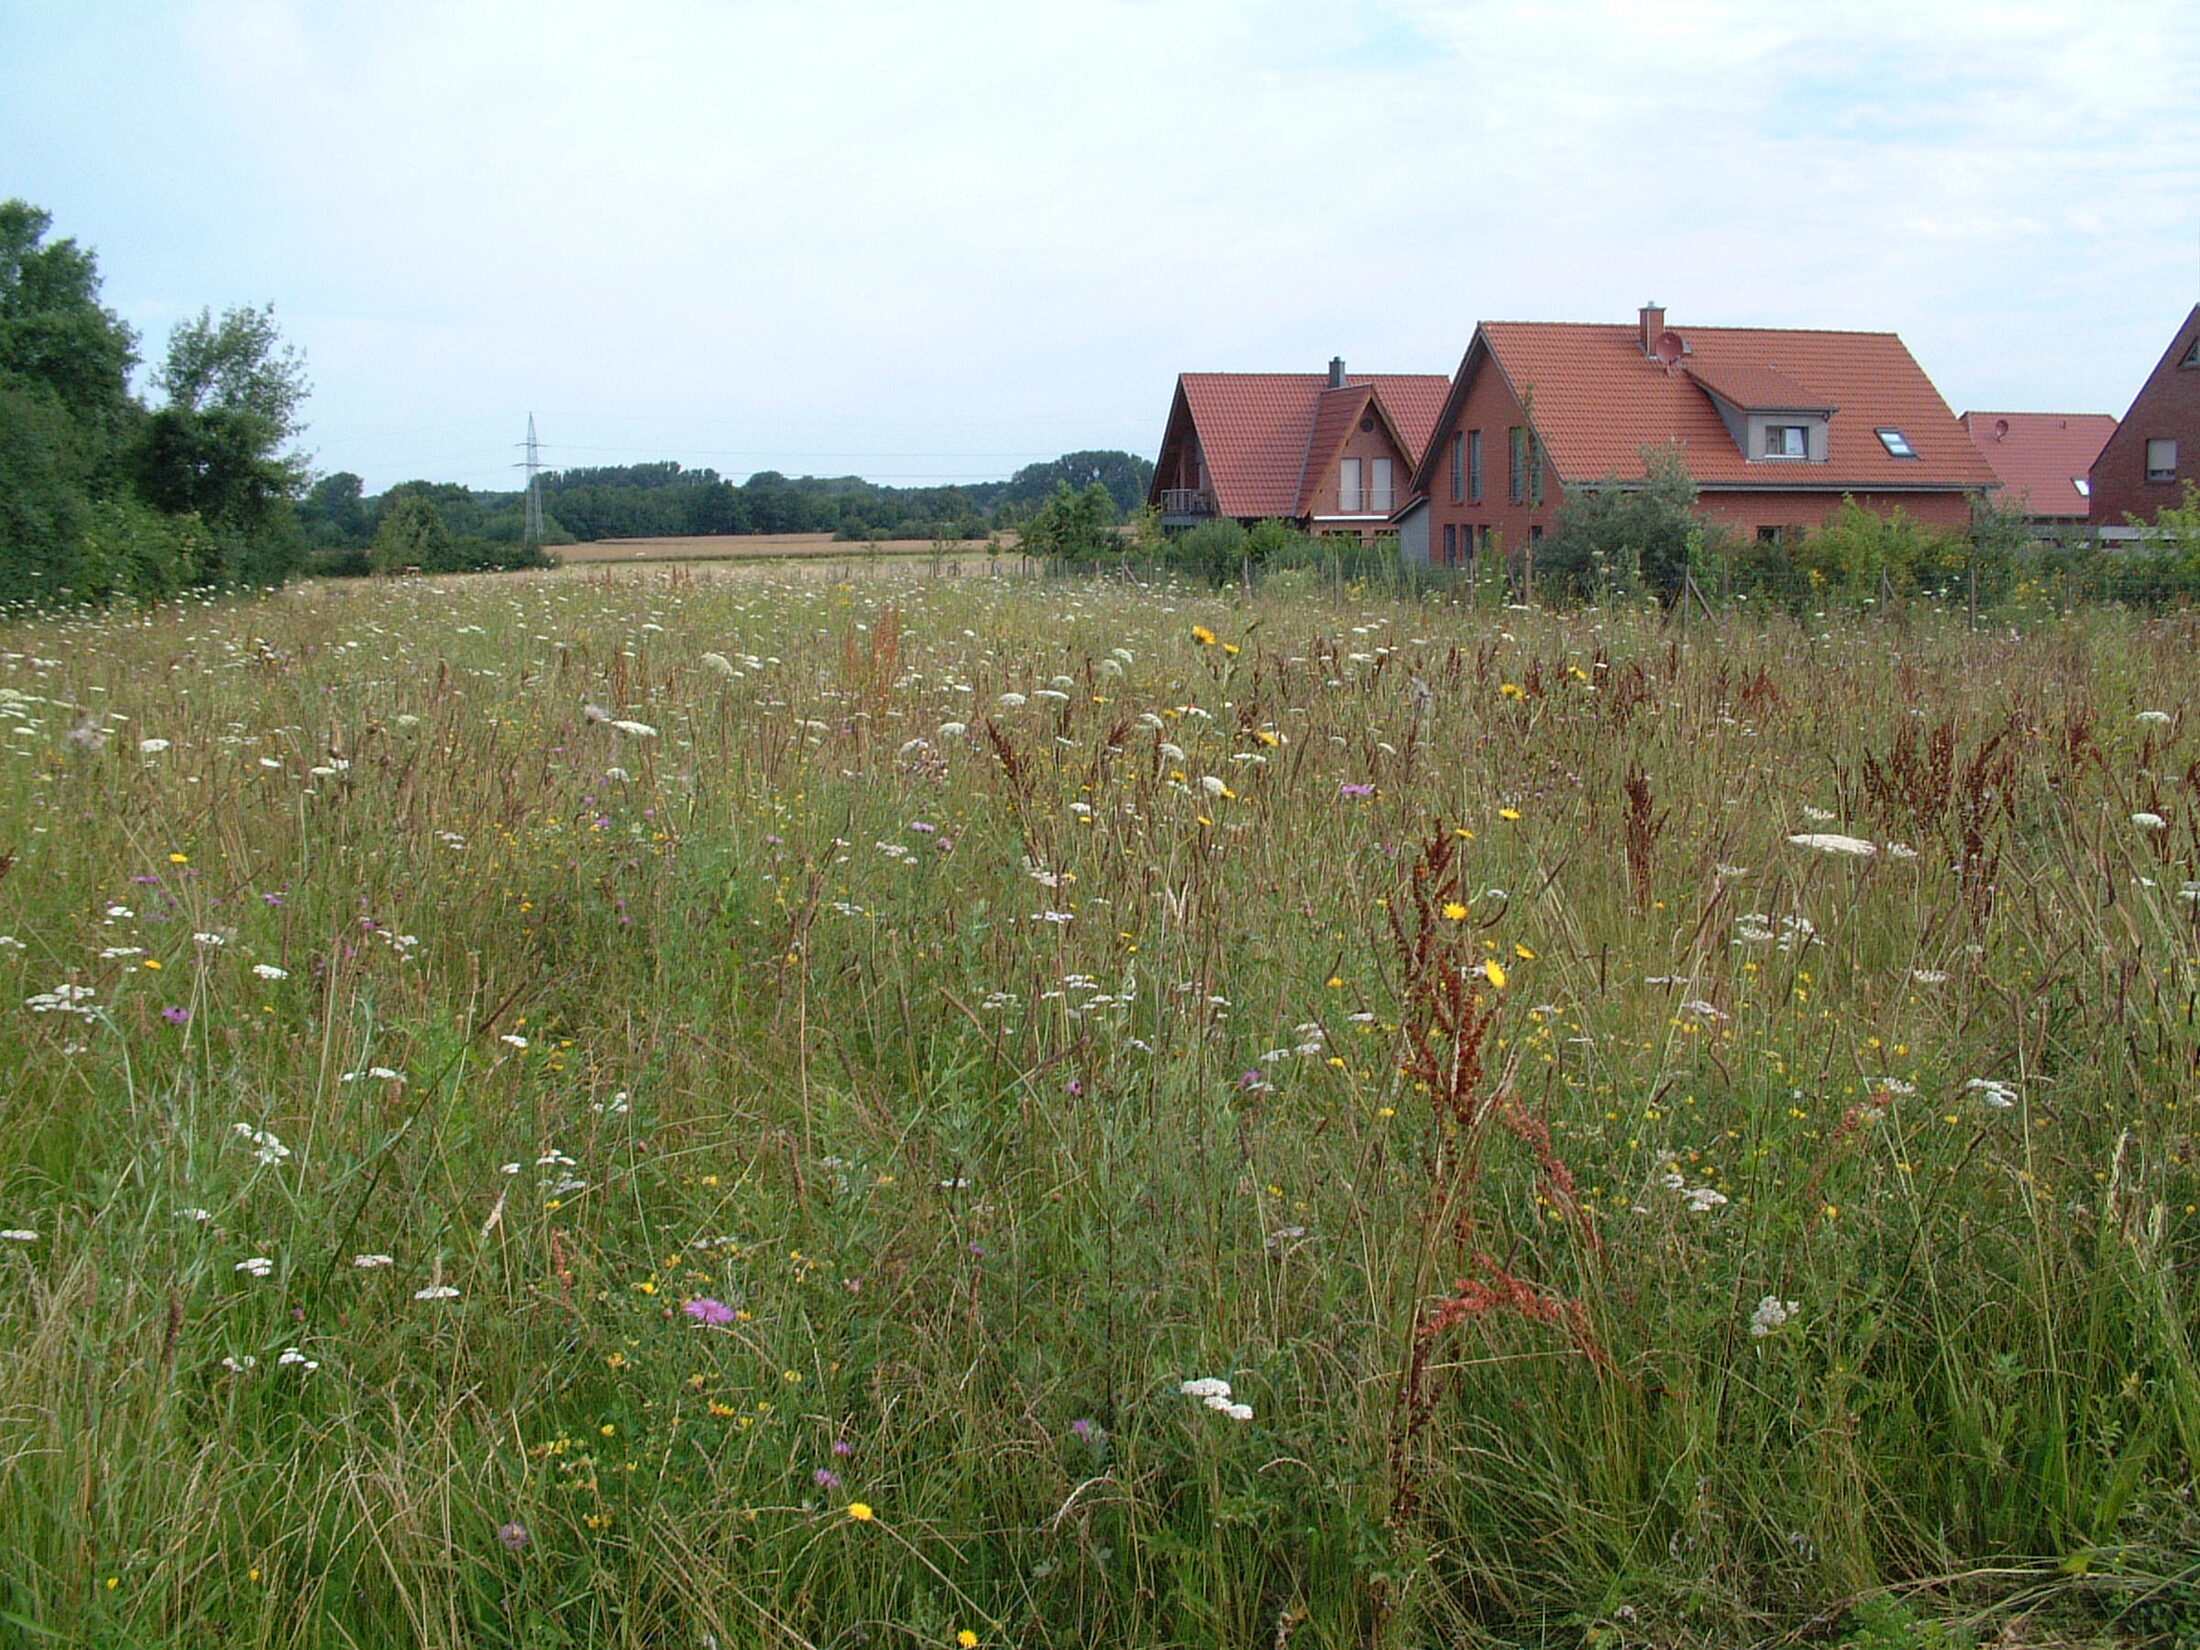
xmin=162 ymin=1006 xmax=190 ymax=1025
xmin=831 ymin=1438 xmax=854 ymax=1457
xmin=497 ymin=1520 xmax=531 ymax=1552
xmin=684 ymin=1297 xmax=737 ymax=1326
xmin=813 ymin=1467 xmax=843 ymax=1489
xmin=1339 ymin=783 xmax=1375 ymax=800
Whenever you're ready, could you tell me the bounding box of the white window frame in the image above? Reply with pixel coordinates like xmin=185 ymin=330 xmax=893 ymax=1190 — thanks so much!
xmin=1763 ymin=424 xmax=1809 ymax=459
xmin=1876 ymin=428 xmax=1918 ymax=459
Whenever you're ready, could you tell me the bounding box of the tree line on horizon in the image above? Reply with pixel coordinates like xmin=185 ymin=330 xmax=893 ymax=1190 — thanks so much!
xmin=297 ymin=449 xmax=1156 ymax=576
xmin=2 ymin=197 xmax=1155 ymax=603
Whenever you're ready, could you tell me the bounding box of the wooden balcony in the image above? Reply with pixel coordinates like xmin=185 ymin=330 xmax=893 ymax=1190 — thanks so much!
xmin=1159 ymin=488 xmax=1216 ymax=525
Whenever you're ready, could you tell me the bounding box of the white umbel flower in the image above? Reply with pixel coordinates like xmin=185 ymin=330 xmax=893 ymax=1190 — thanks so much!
xmin=1787 ymin=833 xmax=1877 ymax=857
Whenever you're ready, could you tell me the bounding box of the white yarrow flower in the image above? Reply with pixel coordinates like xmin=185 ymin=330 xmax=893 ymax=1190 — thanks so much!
xmin=0 ymin=1228 xmax=37 ymax=1243
xmin=2132 ymin=811 xmax=2167 ymax=831
xmin=1749 ymin=1296 xmax=1798 ymax=1337
xmin=232 ymin=1123 xmax=292 ymax=1164
xmin=413 ymin=1284 xmax=460 ymax=1300
xmin=1179 ymin=1377 xmax=1232 ymax=1399
xmin=353 ymin=1253 xmax=395 ymax=1268
xmin=138 ymin=738 xmax=171 ymax=753
xmin=252 ymin=963 xmax=288 ymax=980
xmin=611 ymin=719 xmax=658 ymax=738
xmin=236 ymin=1256 xmax=274 ymax=1278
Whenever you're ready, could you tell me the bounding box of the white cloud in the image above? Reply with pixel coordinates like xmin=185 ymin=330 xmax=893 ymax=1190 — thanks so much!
xmin=3 ymin=0 xmax=2192 ymax=489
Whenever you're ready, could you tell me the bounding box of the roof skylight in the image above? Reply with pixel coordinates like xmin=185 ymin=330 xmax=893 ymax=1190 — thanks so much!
xmin=1876 ymin=428 xmax=1918 ymax=459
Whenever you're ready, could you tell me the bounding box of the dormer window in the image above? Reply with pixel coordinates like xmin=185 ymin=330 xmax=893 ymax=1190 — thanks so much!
xmin=1876 ymin=428 xmax=1918 ymax=459
xmin=1763 ymin=424 xmax=1809 ymax=459
xmin=2183 ymin=337 xmax=2199 ymax=367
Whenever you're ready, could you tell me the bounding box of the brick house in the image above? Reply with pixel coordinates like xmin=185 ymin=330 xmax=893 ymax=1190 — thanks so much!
xmin=1396 ymin=306 xmax=1998 ymax=568
xmin=1148 ymin=360 xmax=1451 ymax=541
xmin=2089 ymin=304 xmax=2200 ymax=529
xmin=1961 ymin=411 xmax=2117 ymax=528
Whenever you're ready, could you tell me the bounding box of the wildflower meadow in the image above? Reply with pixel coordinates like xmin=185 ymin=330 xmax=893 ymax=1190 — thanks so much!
xmin=1 ymin=565 xmax=2197 ymax=1647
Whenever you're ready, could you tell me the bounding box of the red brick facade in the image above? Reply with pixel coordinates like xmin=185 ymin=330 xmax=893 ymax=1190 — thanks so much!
xmin=1409 ymin=311 xmax=1993 ymax=566
xmin=2090 ymin=305 xmax=2200 ymax=526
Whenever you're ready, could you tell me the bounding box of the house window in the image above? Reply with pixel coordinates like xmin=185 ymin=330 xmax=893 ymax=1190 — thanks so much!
xmin=1529 ymin=524 xmax=1544 ymax=543
xmin=1508 ymin=428 xmax=1525 ymax=503
xmin=1451 ymin=433 xmax=1464 ymax=503
xmin=1371 ymin=458 xmax=1394 ymax=513
xmin=1757 ymin=525 xmax=1785 ymax=545
xmin=1764 ymin=424 xmax=1809 ymax=459
xmin=2183 ymin=337 xmax=2199 ymax=367
xmin=2074 ymin=477 xmax=2091 ymax=499
xmin=1468 ymin=430 xmax=1483 ymax=502
xmin=2148 ymin=439 xmax=2179 ymax=482
xmin=1876 ymin=428 xmax=1918 ymax=458
xmin=1339 ymin=457 xmax=1363 ymax=512
xmin=1443 ymin=523 xmax=1457 ymax=563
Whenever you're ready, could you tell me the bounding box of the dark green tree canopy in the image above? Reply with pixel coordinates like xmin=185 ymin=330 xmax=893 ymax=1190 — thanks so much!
xmin=0 ymin=200 xmax=138 ymax=447
xmin=1003 ymin=450 xmax=1154 ymax=516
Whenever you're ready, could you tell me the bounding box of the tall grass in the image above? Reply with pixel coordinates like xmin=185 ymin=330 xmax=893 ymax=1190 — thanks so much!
xmin=0 ymin=569 xmax=2196 ymax=1647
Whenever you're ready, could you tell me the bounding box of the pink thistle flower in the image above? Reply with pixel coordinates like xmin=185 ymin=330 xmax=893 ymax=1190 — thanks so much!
xmin=684 ymin=1297 xmax=736 ymax=1326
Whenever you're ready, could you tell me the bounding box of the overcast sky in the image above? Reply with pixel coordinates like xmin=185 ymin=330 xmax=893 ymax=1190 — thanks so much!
xmin=6 ymin=0 xmax=2196 ymax=495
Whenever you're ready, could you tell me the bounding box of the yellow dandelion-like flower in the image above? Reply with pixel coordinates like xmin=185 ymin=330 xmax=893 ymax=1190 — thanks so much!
xmin=960 ymin=1633 xmax=981 ymax=1648
xmin=1222 ymin=642 xmax=1240 ymax=657
xmin=1514 ymin=943 xmax=1536 ymax=960
xmin=1499 ymin=683 xmax=1524 ymax=700
xmin=1498 ymin=808 xmax=1522 ymax=822
xmin=847 ymin=1502 xmax=875 ymax=1521
xmin=1481 ymin=959 xmax=1508 ymax=989
xmin=169 ymin=853 xmax=189 ymax=865
xmin=1442 ymin=901 xmax=1468 ymax=921
xmin=1191 ymin=625 xmax=1217 ymax=646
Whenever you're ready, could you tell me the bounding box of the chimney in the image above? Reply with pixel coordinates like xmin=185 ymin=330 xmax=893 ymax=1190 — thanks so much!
xmin=1328 ymin=356 xmax=1347 ymax=389
xmin=1639 ymin=303 xmax=1664 ymax=356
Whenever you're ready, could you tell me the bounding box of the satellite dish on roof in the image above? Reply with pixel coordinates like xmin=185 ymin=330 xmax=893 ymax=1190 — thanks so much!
xmin=1653 ymin=330 xmax=1684 ymax=366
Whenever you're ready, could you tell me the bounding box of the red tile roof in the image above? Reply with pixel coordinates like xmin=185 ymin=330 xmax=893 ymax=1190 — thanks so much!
xmin=1174 ymin=372 xmax=1451 ymax=519
xmin=1469 ymin=322 xmax=1997 ymax=492
xmin=1686 ymin=362 xmax=1833 ymax=415
xmin=1961 ymin=412 xmax=2117 ymax=518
